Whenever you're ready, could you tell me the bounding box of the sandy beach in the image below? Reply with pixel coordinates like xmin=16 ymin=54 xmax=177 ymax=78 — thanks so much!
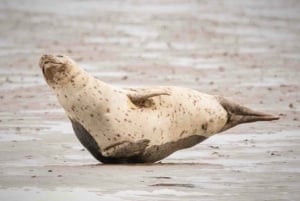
xmin=0 ymin=0 xmax=299 ymax=200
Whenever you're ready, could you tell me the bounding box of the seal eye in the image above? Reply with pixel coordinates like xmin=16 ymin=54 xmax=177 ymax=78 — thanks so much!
xmin=57 ymin=55 xmax=63 ymax=58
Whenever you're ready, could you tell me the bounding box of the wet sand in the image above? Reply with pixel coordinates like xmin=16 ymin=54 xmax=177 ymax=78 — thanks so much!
xmin=0 ymin=0 xmax=299 ymax=200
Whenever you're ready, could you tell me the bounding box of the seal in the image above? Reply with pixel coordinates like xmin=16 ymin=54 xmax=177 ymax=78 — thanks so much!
xmin=40 ymin=54 xmax=279 ymax=164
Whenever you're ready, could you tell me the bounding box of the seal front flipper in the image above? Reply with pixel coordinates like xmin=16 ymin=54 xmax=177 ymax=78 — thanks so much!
xmin=102 ymin=139 xmax=150 ymax=158
xmin=69 ymin=118 xmax=106 ymax=162
xmin=127 ymin=89 xmax=170 ymax=107
xmin=70 ymin=118 xmax=149 ymax=163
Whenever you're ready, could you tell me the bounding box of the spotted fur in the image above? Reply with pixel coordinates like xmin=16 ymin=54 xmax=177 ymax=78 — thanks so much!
xmin=40 ymin=55 xmax=279 ymax=163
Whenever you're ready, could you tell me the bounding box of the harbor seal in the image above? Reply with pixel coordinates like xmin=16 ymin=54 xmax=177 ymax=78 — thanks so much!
xmin=40 ymin=54 xmax=279 ymax=164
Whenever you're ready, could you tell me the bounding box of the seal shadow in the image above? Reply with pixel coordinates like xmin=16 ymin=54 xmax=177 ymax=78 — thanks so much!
xmin=60 ymin=162 xmax=223 ymax=168
xmin=90 ymin=162 xmax=224 ymax=168
xmin=149 ymin=183 xmax=195 ymax=188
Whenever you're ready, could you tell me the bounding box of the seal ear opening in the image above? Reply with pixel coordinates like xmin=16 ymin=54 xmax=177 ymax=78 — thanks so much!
xmin=216 ymin=96 xmax=280 ymax=132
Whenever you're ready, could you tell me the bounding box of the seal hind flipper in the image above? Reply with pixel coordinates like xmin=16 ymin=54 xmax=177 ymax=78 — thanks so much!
xmin=102 ymin=139 xmax=150 ymax=158
xmin=216 ymin=96 xmax=280 ymax=131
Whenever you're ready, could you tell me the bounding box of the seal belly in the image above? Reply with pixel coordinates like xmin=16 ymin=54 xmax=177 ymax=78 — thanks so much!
xmin=70 ymin=117 xmax=207 ymax=163
xmin=70 ymin=119 xmax=145 ymax=164
xmin=140 ymin=135 xmax=207 ymax=163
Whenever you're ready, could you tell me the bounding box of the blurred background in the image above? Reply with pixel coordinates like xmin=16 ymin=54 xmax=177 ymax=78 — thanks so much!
xmin=0 ymin=0 xmax=299 ymax=200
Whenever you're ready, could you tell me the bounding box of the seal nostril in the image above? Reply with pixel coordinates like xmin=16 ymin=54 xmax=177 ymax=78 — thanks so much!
xmin=57 ymin=55 xmax=63 ymax=58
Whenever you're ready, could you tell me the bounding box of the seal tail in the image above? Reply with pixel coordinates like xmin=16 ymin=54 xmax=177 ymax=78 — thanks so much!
xmin=216 ymin=96 xmax=280 ymax=132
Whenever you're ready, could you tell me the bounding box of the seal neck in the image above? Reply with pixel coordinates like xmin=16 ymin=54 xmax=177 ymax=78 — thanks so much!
xmin=58 ymin=65 xmax=112 ymax=94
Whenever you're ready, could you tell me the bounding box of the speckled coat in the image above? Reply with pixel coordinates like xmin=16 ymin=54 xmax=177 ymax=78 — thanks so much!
xmin=54 ymin=67 xmax=227 ymax=163
xmin=41 ymin=55 xmax=278 ymax=163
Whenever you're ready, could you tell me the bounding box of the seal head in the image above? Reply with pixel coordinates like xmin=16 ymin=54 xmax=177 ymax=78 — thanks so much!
xmin=39 ymin=54 xmax=78 ymax=88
